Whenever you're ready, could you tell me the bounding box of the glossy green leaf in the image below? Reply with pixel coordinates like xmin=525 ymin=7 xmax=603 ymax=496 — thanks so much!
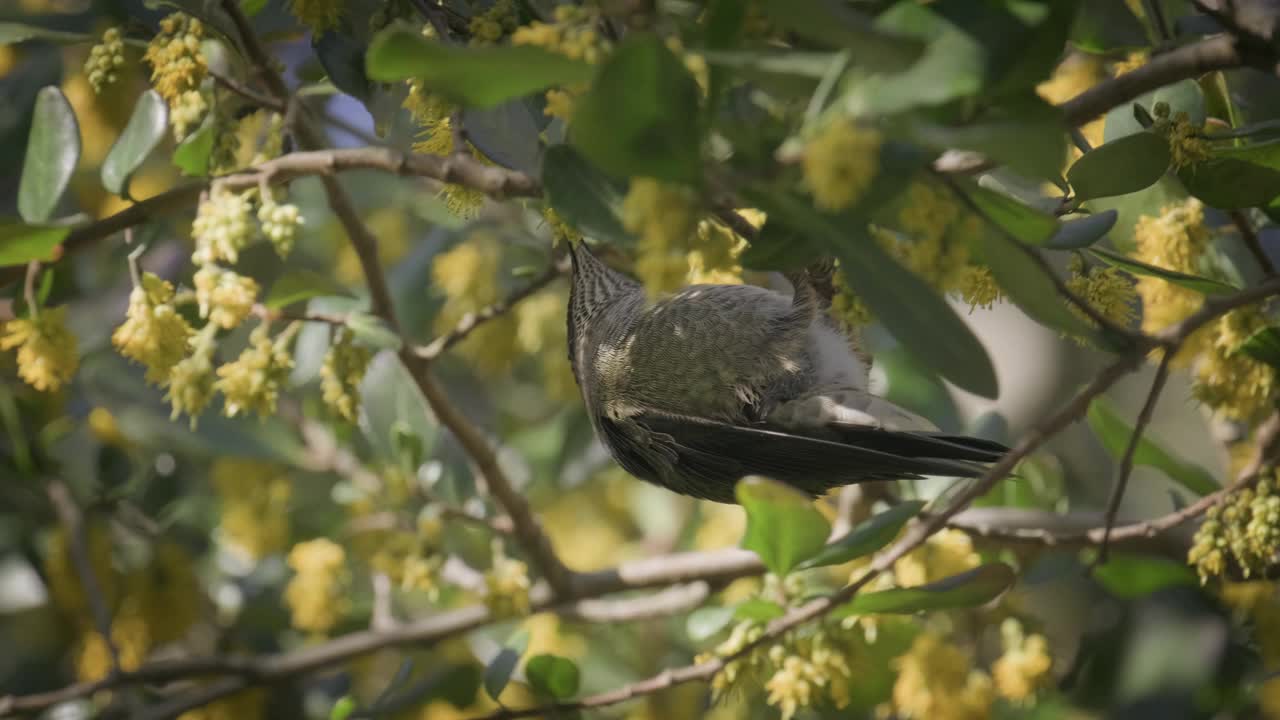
xmin=800 ymin=501 xmax=925 ymax=569
xmin=735 ymin=598 xmax=785 ymax=622
xmin=1086 ymin=396 xmax=1218 ymax=496
xmin=1045 ymin=210 xmax=1118 ymax=249
xmin=19 ymin=86 xmax=81 ymax=224
xmin=1236 ymin=327 xmax=1280 ymax=370
xmin=365 ymin=25 xmax=592 ymax=108
xmin=1178 ymin=157 xmax=1280 ymax=209
xmin=736 ymin=476 xmax=831 ymax=576
xmin=346 ymin=312 xmax=403 ymax=352
xmin=0 ymin=222 xmax=69 ymax=267
xmin=833 ymin=564 xmax=1015 ymax=617
xmin=541 ymin=145 xmax=630 ymax=245
xmin=1093 ymin=553 xmax=1198 ymax=598
xmin=1089 ymin=248 xmax=1241 ymax=296
xmin=701 ymin=50 xmax=836 ymax=79
xmin=102 ymin=90 xmax=168 ymax=196
xmin=314 ymin=30 xmax=372 ymax=104
xmin=1068 ymin=132 xmax=1171 ymax=201
xmin=965 ymin=183 xmax=1059 ymax=245
xmin=172 ymin=112 xmax=217 ymax=176
xmin=265 ymin=269 xmax=354 ymax=309
xmin=570 ymin=34 xmax=702 ymax=184
xmin=0 ymin=23 xmax=91 ymax=45
xmin=525 ymin=654 xmax=580 ymax=699
xmin=686 ymin=605 xmax=735 ymax=641
xmin=484 ymin=630 xmax=528 ymax=701
xmin=745 ymin=190 xmax=998 ymax=398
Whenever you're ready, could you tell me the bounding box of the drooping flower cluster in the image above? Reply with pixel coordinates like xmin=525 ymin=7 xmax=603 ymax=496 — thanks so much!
xmin=319 ymin=327 xmax=372 ymax=423
xmin=763 ymin=630 xmax=854 ymax=720
xmin=164 ymin=323 xmax=217 ymax=421
xmin=193 ymin=264 xmax=259 ymax=330
xmin=84 ymin=27 xmax=125 ymax=93
xmin=284 ymin=538 xmax=349 ymax=634
xmin=1190 ymin=471 xmax=1280 ymax=581
xmin=211 ymin=459 xmax=292 ymax=562
xmin=369 ymin=525 xmax=443 ymax=596
xmin=1 ymin=305 xmax=79 ymax=392
xmin=802 ymin=119 xmax=882 ymax=212
xmin=214 ymin=322 xmax=295 ymax=418
xmin=890 ymin=632 xmax=995 ymax=720
xmin=143 ymin=13 xmax=208 ymax=140
xmin=258 ymin=193 xmax=304 ymax=259
xmin=1193 ymin=308 xmax=1278 ymax=422
xmin=412 ymin=117 xmax=489 ymax=218
xmin=1131 ymin=198 xmax=1211 ymax=337
xmin=991 ymin=619 xmax=1053 ymax=703
xmin=192 ymin=186 xmax=255 ymax=265
xmin=1063 ymin=254 xmax=1138 ymax=343
xmin=483 ymin=541 xmax=532 ymax=619
xmin=431 ymin=232 xmax=520 ymax=373
xmin=468 ymin=0 xmax=520 ymax=45
xmin=1152 ymin=102 xmax=1211 ymax=169
xmin=112 ymin=273 xmax=194 ymax=384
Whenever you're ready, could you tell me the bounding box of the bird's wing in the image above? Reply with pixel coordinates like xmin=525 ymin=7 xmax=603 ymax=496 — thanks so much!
xmin=629 ymin=410 xmax=997 ymax=500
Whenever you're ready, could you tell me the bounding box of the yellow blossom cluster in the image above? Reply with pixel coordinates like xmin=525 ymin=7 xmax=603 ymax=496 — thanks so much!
xmin=193 ymin=264 xmax=259 ymax=330
xmin=143 ymin=13 xmax=208 ymax=141
xmin=214 ymin=322 xmax=295 ymax=418
xmin=484 ymin=541 xmax=532 ymax=618
xmin=412 ymin=117 xmax=489 ymax=218
xmin=991 ymin=618 xmax=1053 ymax=703
xmin=511 ymin=5 xmax=609 ymax=120
xmin=165 ymin=324 xmax=217 ymax=421
xmin=621 ymin=178 xmax=700 ymax=298
xmin=1152 ymin=104 xmax=1211 ymax=169
xmin=802 ymin=119 xmax=882 ymax=212
xmin=514 ymin=288 xmax=579 ymax=401
xmin=469 ymin=0 xmax=519 ymax=45
xmin=1037 ymin=53 xmax=1106 ymax=154
xmin=211 ymin=459 xmax=292 ymax=561
xmin=1113 ymin=50 xmax=1148 ymax=76
xmin=831 ymin=263 xmax=873 ymax=332
xmin=288 ymin=0 xmax=342 ymax=34
xmin=1190 ymin=471 xmax=1280 ymax=581
xmin=431 ymin=233 xmax=520 ymax=373
xmin=893 ymin=529 xmax=980 ymax=587
xmin=1131 ymin=198 xmax=1210 ymax=340
xmin=284 ymin=538 xmax=349 ymax=634
xmin=1063 ymin=254 xmax=1138 ymax=343
xmin=1193 ymin=308 xmax=1278 ymax=422
xmin=402 ymin=24 xmax=453 ymax=126
xmin=890 ymin=632 xmax=995 ymax=720
xmin=258 ymin=194 xmax=305 ymax=259
xmin=192 ymin=186 xmax=255 ymax=265
xmin=112 ymin=273 xmax=194 ymax=384
xmin=1 ymin=305 xmax=79 ymax=392
xmin=763 ymin=630 xmax=853 ymax=720
xmin=320 ymin=327 xmax=372 ymax=423
xmin=84 ymin=27 xmax=125 ymax=93
xmin=687 ymin=219 xmax=748 ymax=285
xmin=369 ymin=528 xmax=443 ymax=596
xmin=698 ymin=618 xmax=771 ymax=700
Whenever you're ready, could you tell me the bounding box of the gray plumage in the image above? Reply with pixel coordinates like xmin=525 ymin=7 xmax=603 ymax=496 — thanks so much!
xmin=566 ymin=241 xmax=1007 ymax=503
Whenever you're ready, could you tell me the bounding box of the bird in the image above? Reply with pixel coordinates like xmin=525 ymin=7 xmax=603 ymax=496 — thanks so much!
xmin=564 ymin=240 xmax=1010 ymax=504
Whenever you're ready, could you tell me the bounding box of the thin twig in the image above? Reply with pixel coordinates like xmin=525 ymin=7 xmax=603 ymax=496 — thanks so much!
xmin=209 ymin=69 xmax=285 ymax=112
xmin=1231 ymin=209 xmax=1278 ymax=277
xmin=1096 ymin=350 xmax=1173 ymax=564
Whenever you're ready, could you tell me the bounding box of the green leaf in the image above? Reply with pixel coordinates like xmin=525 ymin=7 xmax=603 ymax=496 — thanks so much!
xmin=745 ymin=190 xmax=998 ymax=398
xmin=484 ymin=630 xmax=529 ymax=701
xmin=975 ymin=229 xmax=1101 ymax=342
xmin=800 ymin=501 xmax=925 ymax=569
xmin=19 ymin=86 xmax=80 ymax=224
xmin=265 ymin=269 xmax=354 ymax=309
xmin=541 ymin=145 xmax=630 ymax=245
xmin=1089 ymin=248 xmax=1241 ymax=296
xmin=239 ymin=0 xmax=268 ymax=15
xmin=0 ymin=222 xmax=69 ymax=267
xmin=736 ymin=476 xmax=832 ymax=576
xmin=874 ymin=346 xmax=962 ymax=431
xmin=1069 ymin=0 xmax=1147 ymax=53
xmin=909 ymin=94 xmax=1068 ymax=182
xmin=755 ymin=0 xmax=921 ymax=71
xmin=734 ymin=598 xmax=785 ymax=622
xmin=850 ymin=3 xmax=984 ymax=114
xmin=1067 ymin=132 xmax=1171 ymax=201
xmin=1086 ymin=396 xmax=1218 ymax=496
xmin=569 ymin=34 xmax=702 ymax=184
xmin=346 ymin=312 xmax=404 ymax=352
xmin=1046 ymin=210 xmax=1118 ymax=249
xmin=0 ymin=23 xmax=91 ymax=45
xmin=739 ymin=214 xmax=825 ymax=272
xmin=102 ymin=90 xmax=168 ymax=196
xmin=365 ymin=25 xmax=592 ymax=108
xmin=328 ymin=696 xmax=357 ymax=720
xmin=1237 ymin=327 xmax=1280 ymax=370
xmin=833 ymin=564 xmax=1015 ymax=617
xmin=686 ymin=605 xmax=735 ymax=641
xmin=525 ymin=654 xmax=580 ymax=699
xmin=1093 ymin=553 xmax=1198 ymax=598
xmin=172 ymin=112 xmax=217 ymax=177
xmin=1178 ymin=157 xmax=1280 ymax=210
xmin=965 ymin=183 xmax=1059 ymax=245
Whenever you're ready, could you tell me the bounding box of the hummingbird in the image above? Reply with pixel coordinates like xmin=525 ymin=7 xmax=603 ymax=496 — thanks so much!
xmin=565 ymin=241 xmax=1009 ymax=504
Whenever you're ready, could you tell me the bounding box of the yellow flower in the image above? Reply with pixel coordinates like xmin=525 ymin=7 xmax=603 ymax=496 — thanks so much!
xmin=802 ymin=119 xmax=882 ymax=211
xmin=1156 ymin=112 xmax=1211 ymax=169
xmin=165 ymin=328 xmax=216 ymax=423
xmin=192 ymin=186 xmax=255 ymax=265
xmin=1063 ymin=254 xmax=1137 ymax=343
xmin=700 ymin=619 xmax=770 ymax=699
xmin=992 ymin=619 xmax=1052 ymax=702
xmin=143 ymin=13 xmax=207 ymax=140
xmin=893 ymin=529 xmax=980 ymax=587
xmin=1113 ymin=50 xmax=1148 ymax=76
xmin=84 ymin=27 xmax=126 ymax=93
xmin=512 ymin=4 xmax=608 ymax=64
xmin=1131 ymin=199 xmax=1212 ymax=343
xmin=959 ymin=265 xmax=1001 ymax=311
xmin=412 ymin=118 xmax=488 ymax=218
xmin=687 ymin=220 xmax=746 ymax=285
xmin=891 ymin=632 xmax=995 ymax=720
xmin=1037 ymin=53 xmax=1105 ymax=151
xmin=76 ymin=606 xmax=151 ymax=681
xmin=515 ymin=289 xmax=578 ymax=401
xmin=320 ymin=327 xmax=372 ymax=423
xmin=113 ymin=273 xmax=194 ymax=384
xmin=284 ymin=538 xmax=348 ymax=634
xmin=431 ymin=234 xmax=520 ymax=373
xmin=258 ymin=196 xmax=305 ymax=259
xmin=194 ymin=264 xmax=259 ymax=330
xmin=1193 ymin=309 xmax=1279 ymax=423
xmin=467 ymin=0 xmax=518 ymax=45
xmin=212 ymin=459 xmax=292 ymax=561
xmin=44 ymin=522 xmax=119 ymax=620
xmin=763 ymin=631 xmax=852 ymax=720
xmin=1 ymin=306 xmax=79 ymax=392
xmin=369 ymin=530 xmax=441 ymax=595
xmin=483 ymin=541 xmax=531 ymax=619
xmin=214 ymin=323 xmax=294 ymax=418
xmin=287 ymin=0 xmax=342 ymax=34
xmin=831 ymin=263 xmax=873 ymax=331
xmin=622 ymin=178 xmax=700 ymax=298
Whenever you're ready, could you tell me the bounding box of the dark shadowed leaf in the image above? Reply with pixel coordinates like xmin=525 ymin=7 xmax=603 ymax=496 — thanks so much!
xmin=739 ymin=215 xmax=825 ymax=272
xmin=0 ymin=223 xmax=69 ymax=267
xmin=686 ymin=605 xmax=735 ymax=641
xmin=464 ymin=100 xmax=545 ymax=175
xmin=800 ymin=501 xmax=926 ymax=569
xmin=1089 ymin=248 xmax=1241 ymax=296
xmin=525 ymin=654 xmax=580 ymax=699
xmin=570 ymin=34 xmax=702 ymax=184
xmin=484 ymin=630 xmax=529 ymax=700
xmin=1070 ymin=0 xmax=1147 ymax=53
xmin=19 ymin=86 xmax=80 ymax=223
xmin=1178 ymin=157 xmax=1280 ymax=209
xmin=737 ymin=476 xmax=831 ymax=576
xmin=1046 ymin=210 xmax=1118 ymax=249
xmin=541 ymin=145 xmax=630 ymax=244
xmin=1086 ymin=396 xmax=1218 ymax=496
xmin=102 ymin=90 xmax=168 ymax=195
xmin=833 ymin=564 xmax=1015 ymax=617
xmin=1237 ymin=326 xmax=1280 ymax=370
xmin=1068 ymin=132 xmax=1171 ymax=201
xmin=365 ymin=25 xmax=592 ymax=108
xmin=910 ymin=95 xmax=1067 ymax=182
xmin=755 ymin=0 xmax=921 ymax=70
xmin=975 ymin=230 xmax=1102 ymax=343
xmin=0 ymin=23 xmax=90 ymax=45
xmin=314 ymin=30 xmax=372 ymax=103
xmin=265 ymin=269 xmax=354 ymax=309
xmin=1093 ymin=553 xmax=1198 ymax=598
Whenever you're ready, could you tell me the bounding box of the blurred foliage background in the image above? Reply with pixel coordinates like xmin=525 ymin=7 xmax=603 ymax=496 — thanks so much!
xmin=2 ymin=0 xmax=1280 ymax=719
